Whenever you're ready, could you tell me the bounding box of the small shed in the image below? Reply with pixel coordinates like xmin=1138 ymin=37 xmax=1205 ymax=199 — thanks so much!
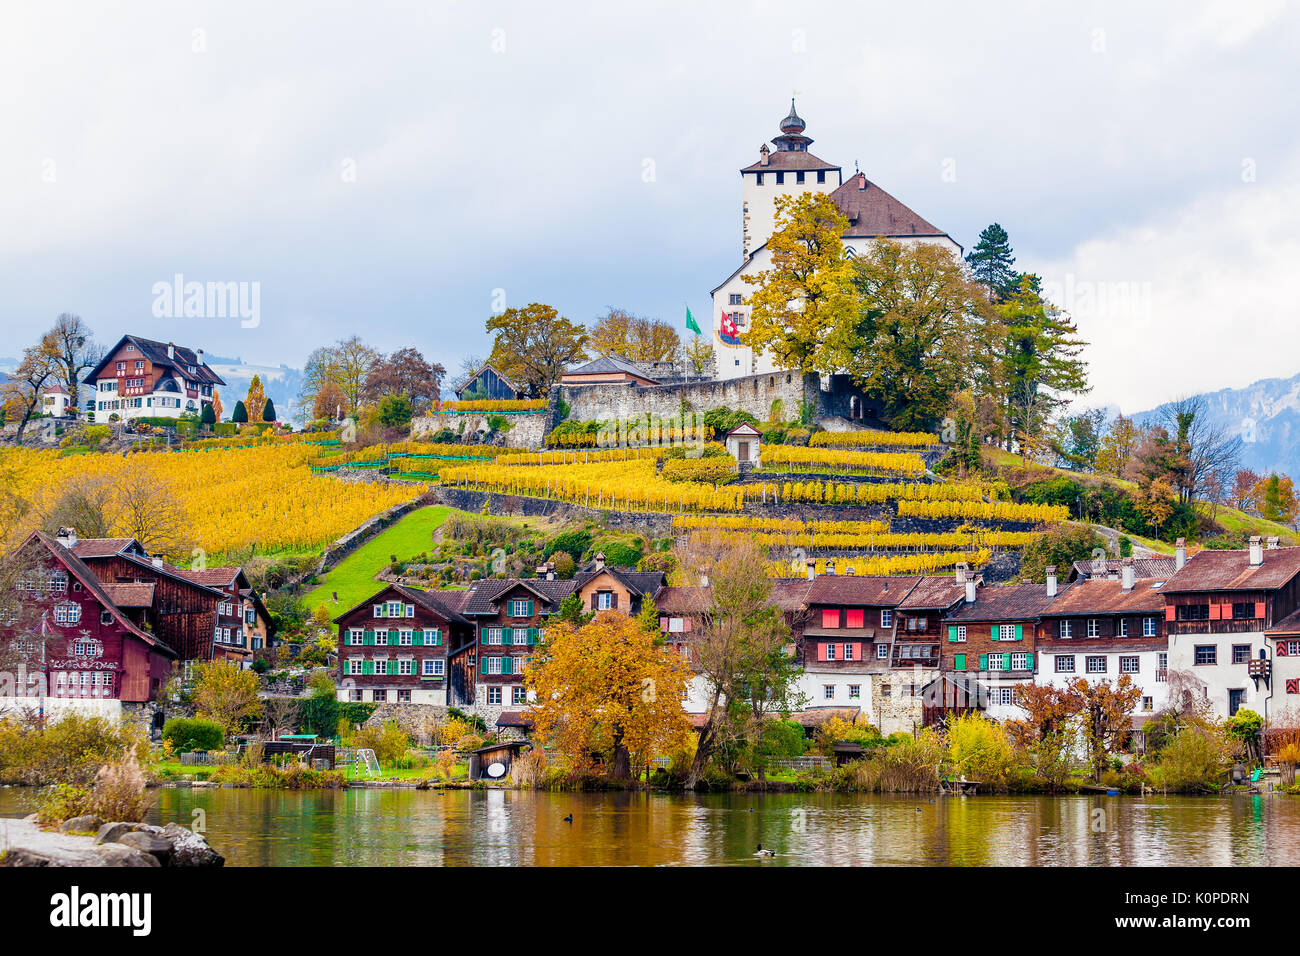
xmin=455 ymin=363 xmax=526 ymax=402
xmin=468 ymin=740 xmax=532 ymax=781
xmin=724 ymin=423 xmax=762 ymax=466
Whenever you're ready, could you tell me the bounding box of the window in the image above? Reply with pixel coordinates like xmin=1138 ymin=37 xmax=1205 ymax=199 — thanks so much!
xmin=347 ymin=659 xmax=364 ymax=675
xmin=823 ymin=685 xmax=834 ymax=700
xmin=848 ymin=685 xmax=861 ymax=699
xmin=397 ymin=690 xmax=412 ymax=703
xmin=756 ymin=172 xmax=763 ymax=185
xmin=816 ymin=170 xmax=826 ymax=183
xmin=821 ymin=608 xmax=839 ymax=628
xmin=350 ymin=689 xmax=364 ymax=702
xmin=485 ymin=628 xmax=504 ymax=645
xmin=398 ymin=659 xmax=414 ymax=676
xmin=987 ymin=655 xmax=1003 ymax=671
xmin=1178 ymin=604 xmax=1210 ymax=621
xmin=881 ymin=609 xmax=893 ymax=628
xmin=1232 ymin=644 xmax=1251 ymax=664
xmin=399 ymin=629 xmax=413 ymax=645
xmin=372 ymin=689 xmax=387 ymax=703
xmin=1120 ymin=656 xmax=1139 ymax=674
xmin=728 ymin=294 xmax=743 ymax=305
xmin=100 ymin=611 xmax=112 ymax=626
xmin=1284 ymin=640 xmax=1300 ymax=656
xmin=997 ymin=688 xmax=1014 ymax=707
xmin=1011 ymin=652 xmax=1029 ymax=671
xmin=1157 ymin=652 xmax=1168 ymax=681
xmin=1143 ymin=617 xmax=1157 ymax=637
xmin=53 ymin=603 xmax=81 ymax=625
xmin=596 ymin=591 xmax=614 ymax=610
xmin=876 ymin=643 xmax=890 ymax=660
xmin=487 ymin=687 xmax=502 ymax=705
xmin=513 ymin=686 xmax=528 ymax=705
xmin=954 ymin=626 xmax=967 ymax=642
xmin=795 ymin=171 xmax=805 ymax=183
xmin=1055 ymin=655 xmax=1076 ymax=673
xmin=1086 ymin=656 xmax=1107 ymax=674
xmin=843 ymin=643 xmax=855 ymax=661
xmin=998 ymin=624 xmax=1016 ymax=641
xmin=667 ymin=617 xmax=685 ymax=633
xmin=1142 ymin=696 xmax=1153 ymax=711
xmin=386 ymin=600 xmax=403 ymax=618
xmin=1194 ymin=645 xmax=1217 ymax=666
xmin=1119 ymin=618 xmax=1129 ymax=637
xmin=1087 ymin=619 xmax=1101 ymax=638
xmin=775 ymin=172 xmax=784 ymax=184
xmin=1060 ymin=620 xmax=1072 ymax=638
xmin=510 ymin=599 xmax=533 ymax=617
xmin=825 ymin=643 xmax=837 ymax=661
xmin=486 ymin=657 xmax=503 ymax=675
xmin=1232 ymin=602 xmax=1256 ymax=620
xmin=881 ymin=683 xmax=892 ymax=698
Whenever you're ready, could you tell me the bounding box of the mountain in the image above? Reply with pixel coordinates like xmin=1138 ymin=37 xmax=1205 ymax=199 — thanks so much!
xmin=201 ymin=355 xmax=304 ymax=421
xmin=1131 ymin=372 xmax=1300 ymax=478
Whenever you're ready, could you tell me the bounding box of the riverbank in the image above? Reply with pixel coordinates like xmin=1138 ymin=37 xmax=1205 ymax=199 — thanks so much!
xmin=0 ymin=816 xmax=223 ymax=867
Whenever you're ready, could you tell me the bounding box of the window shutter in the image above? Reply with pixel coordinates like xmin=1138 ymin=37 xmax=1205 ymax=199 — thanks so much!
xmin=529 ymin=628 xmax=538 ymax=645
xmin=502 ymin=629 xmax=513 ymax=646
xmin=1026 ymin=652 xmax=1035 ymax=671
xmin=479 ymin=656 xmax=486 ymax=675
xmin=954 ymin=653 xmax=966 ymax=670
xmin=433 ymin=629 xmax=443 ymax=646
xmin=502 ymin=656 xmax=513 ymax=676
xmin=527 ymin=600 xmax=535 ymax=616
xmin=684 ymin=618 xmax=692 ymax=632
xmin=611 ymin=592 xmax=618 ymax=609
xmin=1255 ymin=602 xmax=1267 ymax=620
xmin=979 ymin=654 xmax=988 ymax=670
xmin=947 ymin=625 xmax=958 ymax=642
xmin=388 ymin=629 xmax=398 ymax=645
xmin=591 ymin=592 xmax=598 ymax=610
xmin=660 ymin=617 xmax=668 ymax=630
xmin=816 ymin=643 xmax=827 ymax=662
xmin=1014 ymin=624 xmax=1023 ymax=641
xmin=413 ymin=629 xmax=424 ymax=646
xmin=363 ymin=629 xmax=375 ymax=646
xmin=1209 ymin=603 xmax=1221 ymax=620
xmin=1165 ymin=606 xmax=1175 ymax=621
xmin=388 ymin=660 xmax=398 ymax=676
xmin=1003 ymin=653 xmax=1011 ymax=671
xmin=363 ymin=660 xmax=374 ymax=675
xmin=851 ymin=643 xmax=861 ymax=661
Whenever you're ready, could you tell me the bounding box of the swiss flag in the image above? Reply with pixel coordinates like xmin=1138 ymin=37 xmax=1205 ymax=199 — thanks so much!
xmin=720 ymin=312 xmax=740 ymax=341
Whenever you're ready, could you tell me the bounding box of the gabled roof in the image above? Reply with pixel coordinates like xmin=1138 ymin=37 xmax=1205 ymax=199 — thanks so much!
xmin=461 ymin=578 xmax=579 ymax=616
xmin=109 ymin=552 xmax=228 ymax=598
xmin=1162 ymin=547 xmax=1300 ymax=593
xmin=332 ymin=582 xmax=471 ymax=626
xmin=1038 ymin=578 xmax=1165 ymax=617
xmin=174 ymin=567 xmax=241 ymax=588
xmin=1072 ymin=557 xmax=1178 ymax=580
xmin=726 ymin=423 xmax=761 ymax=437
xmin=454 ymin=362 xmax=522 ymax=399
xmin=831 ymin=173 xmax=952 ymax=241
xmin=654 ymin=579 xmax=811 ymax=615
xmin=740 ymin=151 xmax=840 ymax=172
xmin=26 ymin=532 xmax=176 ymax=656
xmin=573 ymin=565 xmax=666 ymax=598
xmin=806 ymin=575 xmax=919 ymax=608
xmin=100 ymin=582 xmax=156 ymax=608
xmin=946 ymin=582 xmax=1064 ymax=623
xmin=562 ymin=355 xmax=659 ymax=383
xmin=87 ymin=335 xmax=225 ymax=386
xmin=897 ymin=576 xmax=968 ymax=611
xmin=69 ymin=537 xmax=146 ymax=560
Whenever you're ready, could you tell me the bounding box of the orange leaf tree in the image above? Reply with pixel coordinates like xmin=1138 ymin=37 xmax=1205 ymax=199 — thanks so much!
xmin=524 ymin=609 xmax=691 ymax=782
xmin=1069 ymin=675 xmax=1141 ymax=782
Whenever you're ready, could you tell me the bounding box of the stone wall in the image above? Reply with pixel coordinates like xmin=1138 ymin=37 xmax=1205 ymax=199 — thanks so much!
xmin=412 ymin=411 xmax=546 ymax=449
xmin=871 ymin=674 xmax=925 ymax=737
xmin=363 ymin=701 xmax=448 ymax=744
xmin=431 ymin=487 xmax=677 ymax=537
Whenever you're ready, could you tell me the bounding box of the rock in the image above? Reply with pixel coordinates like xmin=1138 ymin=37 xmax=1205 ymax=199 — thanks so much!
xmin=113 ymin=831 xmax=173 ymax=866
xmin=157 ymin=823 xmax=224 ymax=867
xmin=93 ymin=844 xmax=160 ymax=867
xmin=1 ymin=848 xmax=52 ymax=866
xmin=60 ymin=814 xmax=105 ymax=834
xmin=95 ymin=822 xmax=148 ymax=845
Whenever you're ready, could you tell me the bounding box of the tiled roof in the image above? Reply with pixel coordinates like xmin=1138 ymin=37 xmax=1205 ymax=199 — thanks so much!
xmin=99 ymin=582 xmax=156 ymax=608
xmin=395 ymin=585 xmax=471 ymax=625
xmin=740 ymin=150 xmax=841 ymax=172
xmin=563 ymin=355 xmax=659 ymax=382
xmin=1039 ymin=579 xmax=1165 ymax=616
xmin=946 ymin=582 xmax=1062 ymax=622
xmin=831 ymin=173 xmax=950 ymax=240
xmin=1268 ymin=608 xmax=1300 ymax=636
xmin=1072 ymin=557 xmax=1178 ymax=580
xmin=897 ymin=577 xmax=968 ymax=611
xmin=87 ymin=335 xmax=225 ymax=386
xmin=574 ymin=566 xmax=666 ymax=598
xmin=174 ymin=567 xmax=240 ymax=588
xmin=461 ymin=578 xmax=578 ymax=615
xmin=1162 ymin=547 xmax=1300 ymax=593
xmin=806 ymin=575 xmax=919 ymax=607
xmin=69 ymin=537 xmax=143 ymax=559
xmin=653 ymin=579 xmax=809 ymax=615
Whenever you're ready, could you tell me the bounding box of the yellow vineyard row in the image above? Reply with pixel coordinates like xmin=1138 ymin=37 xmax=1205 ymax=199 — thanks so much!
xmin=671 ymin=515 xmax=891 ymax=535
xmin=746 ymin=480 xmax=986 ymax=506
xmin=896 ymin=499 xmax=1068 ymax=523
xmin=764 ymin=550 xmax=993 ymax=578
xmin=809 ymin=428 xmax=938 ymax=448
xmin=760 ymin=444 xmax=926 ymax=476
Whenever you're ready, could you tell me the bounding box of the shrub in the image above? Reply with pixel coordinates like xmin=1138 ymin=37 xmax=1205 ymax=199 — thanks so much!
xmin=546 ymin=529 xmax=593 ymax=564
xmin=508 ymin=748 xmax=547 ymax=787
xmin=0 ymin=713 xmax=146 ymax=787
xmin=162 ymin=717 xmax=226 ymax=753
xmin=945 ymin=713 xmax=1020 ymax=787
xmin=353 ymin=721 xmax=412 ymax=765
xmin=90 ymin=749 xmax=152 ymax=822
xmin=598 ymin=541 xmax=643 ymax=568
xmin=1149 ymin=721 xmax=1233 ymax=793
xmin=815 ymin=716 xmax=881 ymax=755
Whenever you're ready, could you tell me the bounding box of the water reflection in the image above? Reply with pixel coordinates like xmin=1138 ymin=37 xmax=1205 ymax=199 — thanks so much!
xmin=2 ymin=788 xmax=1296 ymax=866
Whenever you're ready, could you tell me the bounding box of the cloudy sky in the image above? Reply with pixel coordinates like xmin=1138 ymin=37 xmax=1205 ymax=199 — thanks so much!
xmin=1 ymin=0 xmax=1296 ymax=413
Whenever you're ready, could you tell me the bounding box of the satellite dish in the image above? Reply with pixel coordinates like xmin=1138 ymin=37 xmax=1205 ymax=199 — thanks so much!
xmin=487 ymin=762 xmax=506 ymax=778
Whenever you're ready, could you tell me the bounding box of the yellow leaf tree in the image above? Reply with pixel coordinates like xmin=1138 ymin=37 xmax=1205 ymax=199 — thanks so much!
xmin=741 ymin=192 xmax=858 ymax=376
xmin=211 ymin=389 xmax=223 ymax=422
xmin=245 ymin=375 xmax=267 ymax=424
xmin=524 ymin=609 xmax=691 ymax=781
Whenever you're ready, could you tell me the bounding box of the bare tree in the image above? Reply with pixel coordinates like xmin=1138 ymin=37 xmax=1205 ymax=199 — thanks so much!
xmin=1160 ymin=395 xmax=1242 ymax=506
xmin=46 ymin=313 xmax=102 ymax=414
xmin=34 ymin=473 xmax=116 ymax=539
xmin=113 ymin=472 xmax=193 ymax=560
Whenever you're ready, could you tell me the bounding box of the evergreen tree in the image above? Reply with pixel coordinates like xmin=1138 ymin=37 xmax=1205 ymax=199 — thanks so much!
xmin=966 ymin=223 xmax=1019 ymax=302
xmin=262 ymin=398 xmax=277 ymax=422
xmin=231 ymin=400 xmax=248 ymax=423
xmin=200 ymin=403 xmax=216 ymax=427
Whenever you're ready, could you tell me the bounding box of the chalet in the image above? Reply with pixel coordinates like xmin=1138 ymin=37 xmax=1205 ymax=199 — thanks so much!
xmin=571 ymin=559 xmax=666 ymax=615
xmin=0 ymin=532 xmax=177 ymax=718
xmin=942 ymin=573 xmax=1061 ymax=720
xmin=1037 ymin=559 xmax=1169 ymax=718
xmin=84 ymin=335 xmax=224 ymax=422
xmin=559 ymin=355 xmax=661 ymax=388
xmin=333 ymin=583 xmax=472 ymax=705
xmin=175 ymin=567 xmax=274 ymax=654
xmin=1161 ymin=536 xmax=1300 ymax=718
xmin=454 ymin=363 xmax=526 ymax=402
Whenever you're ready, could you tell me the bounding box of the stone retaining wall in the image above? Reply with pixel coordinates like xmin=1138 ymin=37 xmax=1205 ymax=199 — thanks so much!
xmin=431 ymin=487 xmax=677 ymax=537
xmin=412 ymin=412 xmax=546 ymax=449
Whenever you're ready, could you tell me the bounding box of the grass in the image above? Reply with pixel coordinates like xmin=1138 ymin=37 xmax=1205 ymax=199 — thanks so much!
xmin=304 ymin=505 xmax=454 ymax=615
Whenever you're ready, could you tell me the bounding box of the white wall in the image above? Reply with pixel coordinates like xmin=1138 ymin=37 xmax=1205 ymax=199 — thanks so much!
xmin=1036 ymin=650 xmax=1170 ymax=718
xmin=0 ymin=696 xmax=121 ymax=721
xmin=1167 ymin=630 xmax=1267 ymax=719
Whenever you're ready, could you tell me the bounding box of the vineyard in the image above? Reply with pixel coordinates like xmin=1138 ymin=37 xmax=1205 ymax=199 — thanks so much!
xmin=434 ymin=399 xmax=547 ymax=413
xmin=0 ymin=445 xmax=427 ymax=559
xmin=758 ymin=444 xmax=926 ymax=477
xmin=763 ymin=550 xmax=993 ymax=578
xmin=809 ymin=428 xmax=939 ymax=448
xmin=897 ymin=499 xmax=1069 ymax=523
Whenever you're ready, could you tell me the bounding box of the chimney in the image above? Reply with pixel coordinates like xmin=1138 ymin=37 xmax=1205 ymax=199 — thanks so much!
xmin=845 ymin=565 xmax=855 ymax=576
xmin=1046 ymin=565 xmax=1058 ymax=598
xmin=535 ymin=564 xmax=549 ymax=578
xmin=857 ymin=173 xmax=867 ymax=191
xmin=806 ymin=558 xmax=815 ymax=581
xmin=55 ymin=527 xmax=77 ymax=549
xmin=826 ymin=559 xmax=836 ymax=576
xmin=1175 ymin=537 xmax=1187 ymax=571
xmin=151 ymin=556 xmax=164 ymax=569
xmin=1249 ymin=536 xmax=1263 ymax=567
xmin=1268 ymin=536 xmax=1280 ymax=550
xmin=955 ymin=562 xmax=968 ymax=584
xmin=1121 ymin=557 xmax=1134 ymax=592
xmin=546 ymin=562 xmax=556 ymax=581
xmin=196 ymin=348 xmax=204 ymax=366
xmin=167 ymin=342 xmax=176 ymax=359
xmin=965 ymin=576 xmax=977 ymax=604
xmin=593 ymin=551 xmax=605 ymax=571
xmin=759 ymin=144 xmax=770 ymax=167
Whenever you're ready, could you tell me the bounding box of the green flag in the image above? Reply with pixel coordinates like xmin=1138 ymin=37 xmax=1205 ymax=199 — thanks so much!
xmin=685 ymin=307 xmax=702 ymax=335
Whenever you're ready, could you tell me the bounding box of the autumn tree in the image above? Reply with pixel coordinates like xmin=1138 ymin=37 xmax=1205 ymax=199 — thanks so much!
xmin=1159 ymin=396 xmax=1241 ymax=506
xmin=525 ymin=610 xmax=691 ymax=782
xmin=191 ymin=659 xmax=263 ymax=733
xmin=684 ymin=335 xmax=714 ymax=376
xmin=211 ymin=389 xmax=223 ymax=422
xmin=742 ymin=192 xmax=858 ymax=376
xmin=486 ymin=303 xmax=588 ymax=397
xmin=114 ymin=471 xmax=193 ymax=559
xmin=674 ymin=530 xmax=805 ymax=789
xmin=1070 ymin=675 xmax=1141 ymax=782
xmin=1257 ymin=473 xmax=1299 ymax=526
xmin=1096 ymin=415 xmax=1141 ymax=476
xmin=296 ymin=336 xmax=380 ymax=418
xmin=45 ymin=313 xmax=101 ymax=413
xmin=2 ymin=333 xmax=61 ymax=444
xmin=312 ymin=380 xmax=347 ymax=421
xmin=588 ymin=308 xmax=682 ymax=364
xmin=244 ymin=374 xmax=267 ymax=424
xmin=845 ymin=239 xmax=991 ymax=431
xmin=1136 ymin=476 xmax=1176 ymax=539
xmin=363 ymin=346 xmax=445 ymax=412
xmin=1232 ymin=469 xmax=1263 ymax=512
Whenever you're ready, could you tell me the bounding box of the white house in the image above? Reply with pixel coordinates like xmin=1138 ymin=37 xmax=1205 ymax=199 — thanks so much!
xmin=724 ymin=422 xmax=761 ymax=466
xmin=710 ymin=101 xmax=963 ymax=379
xmin=84 ymin=335 xmax=225 ymax=422
xmin=40 ymin=383 xmax=73 ymax=418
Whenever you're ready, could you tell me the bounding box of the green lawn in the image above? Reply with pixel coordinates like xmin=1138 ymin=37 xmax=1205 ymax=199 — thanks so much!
xmin=304 ymin=505 xmax=454 ymax=615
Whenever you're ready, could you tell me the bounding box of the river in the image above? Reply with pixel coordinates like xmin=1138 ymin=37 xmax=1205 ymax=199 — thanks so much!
xmin=2 ymin=788 xmax=1296 ymax=866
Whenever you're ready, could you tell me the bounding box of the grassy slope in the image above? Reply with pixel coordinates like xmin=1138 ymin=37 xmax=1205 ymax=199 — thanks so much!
xmin=980 ymin=447 xmax=1295 ymax=546
xmin=304 ymin=505 xmax=454 ymax=616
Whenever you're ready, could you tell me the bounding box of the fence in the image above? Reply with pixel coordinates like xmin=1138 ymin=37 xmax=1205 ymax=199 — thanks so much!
xmin=766 ymin=756 xmax=832 ymax=773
